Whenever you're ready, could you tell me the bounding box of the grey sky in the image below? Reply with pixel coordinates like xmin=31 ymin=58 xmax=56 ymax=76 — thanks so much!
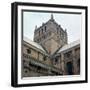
xmin=23 ymin=12 xmax=81 ymax=43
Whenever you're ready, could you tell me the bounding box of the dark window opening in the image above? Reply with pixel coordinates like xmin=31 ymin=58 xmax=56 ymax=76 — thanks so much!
xmin=23 ymin=60 xmax=25 ymax=63
xmin=43 ymin=56 xmax=46 ymax=61
xmin=29 ymin=62 xmax=31 ymax=66
xmin=65 ymin=51 xmax=71 ymax=58
xmin=66 ymin=62 xmax=73 ymax=75
xmin=29 ymin=62 xmax=36 ymax=68
xmin=25 ymin=70 xmax=28 ymax=73
xmin=37 ymin=66 xmax=41 ymax=70
xmin=77 ymin=59 xmax=80 ymax=67
xmin=51 ymin=71 xmax=59 ymax=75
xmin=54 ymin=57 xmax=58 ymax=64
xmin=67 ymin=53 xmax=71 ymax=57
xmin=27 ymin=49 xmax=31 ymax=54
xmin=57 ymin=36 xmax=59 ymax=38
xmin=42 ymin=29 xmax=43 ymax=34
xmin=77 ymin=58 xmax=80 ymax=74
xmin=45 ymin=26 xmax=46 ymax=32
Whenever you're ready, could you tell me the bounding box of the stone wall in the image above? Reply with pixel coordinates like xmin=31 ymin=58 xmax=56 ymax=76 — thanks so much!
xmin=53 ymin=45 xmax=80 ymax=75
xmin=22 ymin=41 xmax=62 ymax=77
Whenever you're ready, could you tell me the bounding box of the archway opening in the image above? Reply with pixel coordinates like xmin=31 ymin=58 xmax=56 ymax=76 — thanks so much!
xmin=66 ymin=62 xmax=73 ymax=75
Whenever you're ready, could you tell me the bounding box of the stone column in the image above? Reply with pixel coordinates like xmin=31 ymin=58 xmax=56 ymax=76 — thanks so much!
xmin=72 ymin=49 xmax=77 ymax=74
xmin=61 ymin=53 xmax=65 ymax=75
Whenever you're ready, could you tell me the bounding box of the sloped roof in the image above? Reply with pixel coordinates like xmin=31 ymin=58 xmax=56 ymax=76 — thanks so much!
xmin=23 ymin=37 xmax=46 ymax=53
xmin=57 ymin=40 xmax=80 ymax=53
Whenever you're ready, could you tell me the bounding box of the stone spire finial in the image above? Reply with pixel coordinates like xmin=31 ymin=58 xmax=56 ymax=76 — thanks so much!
xmin=51 ymin=14 xmax=54 ymax=20
xmin=65 ymin=29 xmax=67 ymax=32
xmin=35 ymin=25 xmax=37 ymax=30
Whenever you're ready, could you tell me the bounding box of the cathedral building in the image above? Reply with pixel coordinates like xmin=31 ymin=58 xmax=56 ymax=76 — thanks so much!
xmin=22 ymin=14 xmax=80 ymax=78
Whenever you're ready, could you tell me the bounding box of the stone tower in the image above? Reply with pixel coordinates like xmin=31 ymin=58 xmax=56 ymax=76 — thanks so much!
xmin=34 ymin=14 xmax=68 ymax=55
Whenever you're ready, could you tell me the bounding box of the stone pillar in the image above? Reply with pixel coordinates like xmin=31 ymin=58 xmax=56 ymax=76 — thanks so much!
xmin=58 ymin=56 xmax=61 ymax=69
xmin=61 ymin=53 xmax=65 ymax=75
xmin=72 ymin=49 xmax=77 ymax=74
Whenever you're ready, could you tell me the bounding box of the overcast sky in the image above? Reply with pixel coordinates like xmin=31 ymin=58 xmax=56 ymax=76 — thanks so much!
xmin=23 ymin=11 xmax=81 ymax=43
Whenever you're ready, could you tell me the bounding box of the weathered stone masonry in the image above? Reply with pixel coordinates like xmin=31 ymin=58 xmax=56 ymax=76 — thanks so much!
xmin=22 ymin=14 xmax=80 ymax=77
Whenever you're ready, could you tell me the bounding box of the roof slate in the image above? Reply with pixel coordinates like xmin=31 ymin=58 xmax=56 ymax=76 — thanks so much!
xmin=24 ymin=37 xmax=46 ymax=53
xmin=57 ymin=40 xmax=80 ymax=53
